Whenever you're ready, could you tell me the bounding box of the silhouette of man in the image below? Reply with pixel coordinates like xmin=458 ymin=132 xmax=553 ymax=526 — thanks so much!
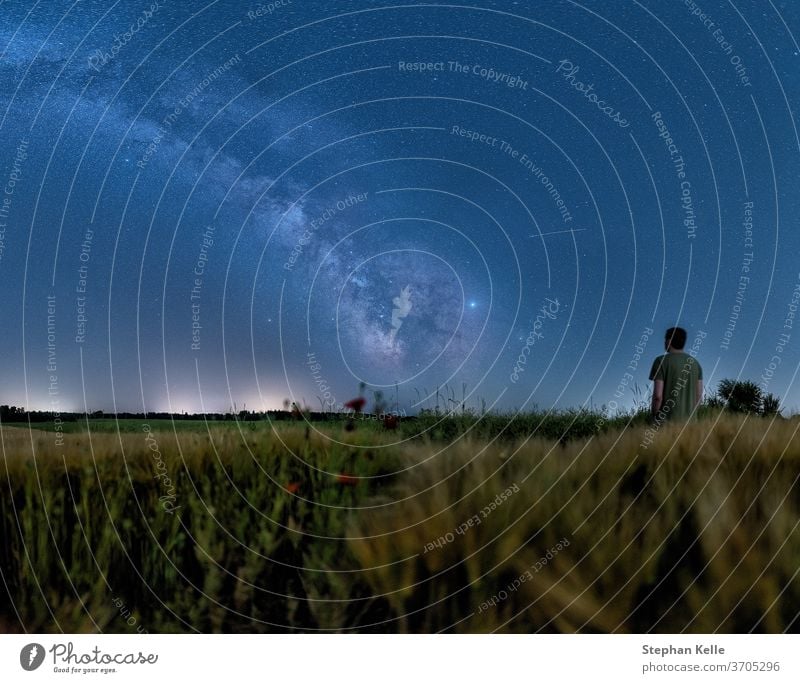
xmin=649 ymin=326 xmax=703 ymax=423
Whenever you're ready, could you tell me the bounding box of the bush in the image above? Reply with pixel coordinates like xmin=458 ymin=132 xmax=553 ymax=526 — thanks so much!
xmin=714 ymin=379 xmax=781 ymax=416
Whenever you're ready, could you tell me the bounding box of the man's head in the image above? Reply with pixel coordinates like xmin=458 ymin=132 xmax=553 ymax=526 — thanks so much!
xmin=664 ymin=326 xmax=687 ymax=351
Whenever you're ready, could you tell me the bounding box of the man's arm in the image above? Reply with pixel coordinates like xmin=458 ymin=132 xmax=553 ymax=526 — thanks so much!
xmin=695 ymin=379 xmax=703 ymax=409
xmin=652 ymin=379 xmax=664 ymax=417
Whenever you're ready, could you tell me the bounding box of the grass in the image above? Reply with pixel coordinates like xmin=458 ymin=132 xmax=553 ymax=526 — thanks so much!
xmin=3 ymin=419 xmax=248 ymax=434
xmin=1 ymin=411 xmax=799 ymax=633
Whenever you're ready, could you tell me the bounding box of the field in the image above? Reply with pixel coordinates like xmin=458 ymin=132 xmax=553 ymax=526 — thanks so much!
xmin=1 ymin=411 xmax=799 ymax=633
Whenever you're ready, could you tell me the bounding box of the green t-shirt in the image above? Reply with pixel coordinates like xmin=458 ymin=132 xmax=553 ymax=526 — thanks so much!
xmin=648 ymin=352 xmax=703 ymax=421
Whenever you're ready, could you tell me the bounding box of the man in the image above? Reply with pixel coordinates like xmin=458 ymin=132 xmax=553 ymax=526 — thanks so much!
xmin=649 ymin=327 xmax=703 ymax=423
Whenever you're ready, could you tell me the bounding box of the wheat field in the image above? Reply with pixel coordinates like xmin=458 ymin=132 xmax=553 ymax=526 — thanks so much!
xmin=1 ymin=413 xmax=798 ymax=633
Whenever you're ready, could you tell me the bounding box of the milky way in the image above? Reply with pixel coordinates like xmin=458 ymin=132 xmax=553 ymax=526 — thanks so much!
xmin=1 ymin=1 xmax=799 ymax=415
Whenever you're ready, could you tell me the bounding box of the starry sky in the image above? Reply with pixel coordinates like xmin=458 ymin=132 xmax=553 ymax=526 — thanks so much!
xmin=1 ymin=0 xmax=799 ymax=415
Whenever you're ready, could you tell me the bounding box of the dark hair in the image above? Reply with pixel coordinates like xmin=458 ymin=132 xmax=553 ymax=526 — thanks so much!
xmin=665 ymin=326 xmax=687 ymax=350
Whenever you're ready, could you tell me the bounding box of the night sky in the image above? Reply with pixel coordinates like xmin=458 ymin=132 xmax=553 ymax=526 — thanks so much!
xmin=2 ymin=0 xmax=799 ymax=415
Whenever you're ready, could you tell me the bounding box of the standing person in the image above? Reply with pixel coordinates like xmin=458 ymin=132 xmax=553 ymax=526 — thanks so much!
xmin=649 ymin=327 xmax=703 ymax=423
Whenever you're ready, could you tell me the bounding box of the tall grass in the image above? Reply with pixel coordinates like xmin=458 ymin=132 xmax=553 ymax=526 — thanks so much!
xmin=352 ymin=414 xmax=800 ymax=632
xmin=1 ymin=413 xmax=798 ymax=632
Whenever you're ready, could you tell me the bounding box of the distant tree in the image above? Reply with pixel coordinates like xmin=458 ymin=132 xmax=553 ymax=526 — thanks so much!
xmin=717 ymin=379 xmax=762 ymax=414
xmin=0 ymin=405 xmax=25 ymax=422
xmin=714 ymin=379 xmax=780 ymax=416
xmin=761 ymin=392 xmax=781 ymax=416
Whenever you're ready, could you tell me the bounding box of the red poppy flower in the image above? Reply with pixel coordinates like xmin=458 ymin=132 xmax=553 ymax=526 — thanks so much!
xmin=285 ymin=482 xmax=300 ymax=494
xmin=336 ymin=474 xmax=358 ymax=486
xmin=344 ymin=397 xmax=366 ymax=412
